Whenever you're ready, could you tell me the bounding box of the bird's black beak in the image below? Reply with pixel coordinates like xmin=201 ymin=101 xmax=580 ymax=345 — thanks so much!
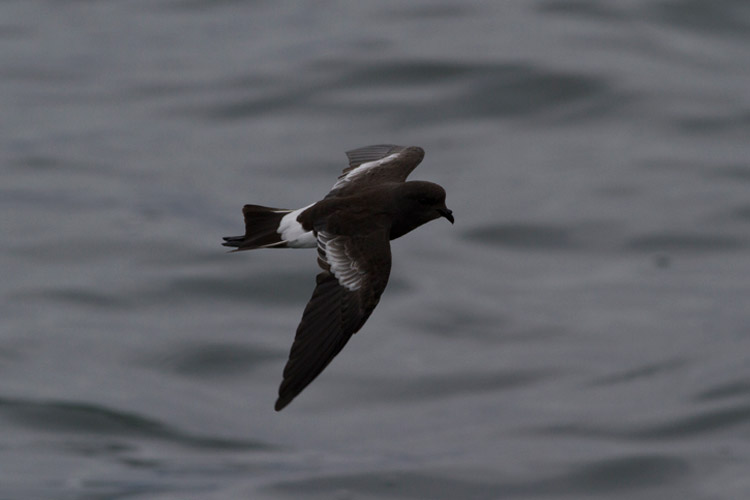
xmin=438 ymin=208 xmax=454 ymax=224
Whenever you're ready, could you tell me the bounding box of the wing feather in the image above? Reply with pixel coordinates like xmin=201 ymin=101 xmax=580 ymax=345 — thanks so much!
xmin=325 ymin=144 xmax=425 ymax=198
xmin=275 ymin=229 xmax=391 ymax=411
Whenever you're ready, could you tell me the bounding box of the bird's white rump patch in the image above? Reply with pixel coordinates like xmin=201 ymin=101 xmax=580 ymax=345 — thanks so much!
xmin=277 ymin=204 xmax=316 ymax=248
xmin=331 ymin=152 xmax=401 ymax=191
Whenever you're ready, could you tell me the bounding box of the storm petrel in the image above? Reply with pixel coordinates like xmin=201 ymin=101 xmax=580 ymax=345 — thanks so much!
xmin=222 ymin=145 xmax=453 ymax=411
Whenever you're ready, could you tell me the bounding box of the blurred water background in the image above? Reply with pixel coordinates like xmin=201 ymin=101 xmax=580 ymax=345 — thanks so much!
xmin=2 ymin=1 xmax=750 ymax=498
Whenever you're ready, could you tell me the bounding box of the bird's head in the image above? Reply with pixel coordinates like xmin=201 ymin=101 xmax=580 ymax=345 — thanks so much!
xmin=399 ymin=181 xmax=454 ymax=226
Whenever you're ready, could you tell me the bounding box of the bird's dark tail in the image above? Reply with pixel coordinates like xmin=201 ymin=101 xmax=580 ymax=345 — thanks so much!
xmin=222 ymin=204 xmax=292 ymax=251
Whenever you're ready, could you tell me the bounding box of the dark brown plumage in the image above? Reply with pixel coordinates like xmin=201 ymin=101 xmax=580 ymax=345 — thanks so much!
xmin=222 ymin=145 xmax=453 ymax=410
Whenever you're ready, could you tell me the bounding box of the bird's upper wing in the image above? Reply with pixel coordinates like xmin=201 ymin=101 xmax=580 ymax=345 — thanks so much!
xmin=325 ymin=144 xmax=425 ymax=198
xmin=275 ymin=226 xmax=392 ymax=411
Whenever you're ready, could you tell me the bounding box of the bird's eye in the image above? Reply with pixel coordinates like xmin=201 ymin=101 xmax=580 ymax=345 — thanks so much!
xmin=417 ymin=197 xmax=432 ymax=205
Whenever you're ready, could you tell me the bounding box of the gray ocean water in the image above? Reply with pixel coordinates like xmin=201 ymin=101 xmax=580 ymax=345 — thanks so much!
xmin=2 ymin=1 xmax=750 ymax=498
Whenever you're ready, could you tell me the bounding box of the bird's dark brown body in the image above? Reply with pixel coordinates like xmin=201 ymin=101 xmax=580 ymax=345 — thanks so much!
xmin=222 ymin=145 xmax=452 ymax=410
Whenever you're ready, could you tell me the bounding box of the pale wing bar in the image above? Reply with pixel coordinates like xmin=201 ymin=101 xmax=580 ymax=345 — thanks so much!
xmin=317 ymin=231 xmax=365 ymax=291
xmin=344 ymin=144 xmax=410 ymax=171
xmin=325 ymin=144 xmax=425 ymax=198
xmin=275 ymin=228 xmax=392 ymax=410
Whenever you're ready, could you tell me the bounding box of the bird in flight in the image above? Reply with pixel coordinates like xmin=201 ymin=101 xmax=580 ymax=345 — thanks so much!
xmin=223 ymin=145 xmax=453 ymax=410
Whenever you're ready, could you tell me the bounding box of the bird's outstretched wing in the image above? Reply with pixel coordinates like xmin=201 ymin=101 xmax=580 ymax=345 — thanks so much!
xmin=325 ymin=144 xmax=425 ymax=198
xmin=275 ymin=227 xmax=391 ymax=411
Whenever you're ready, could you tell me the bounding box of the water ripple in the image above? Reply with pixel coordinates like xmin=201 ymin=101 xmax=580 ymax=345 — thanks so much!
xmin=536 ymin=403 xmax=750 ymax=441
xmin=651 ymin=0 xmax=750 ymax=38
xmin=590 ymin=358 xmax=689 ymax=387
xmin=626 ymin=233 xmax=746 ymax=252
xmin=270 ymin=455 xmax=689 ymax=498
xmin=695 ymin=380 xmax=750 ymax=402
xmin=538 ymin=0 xmax=624 ymax=21
xmin=155 ymin=271 xmax=313 ymax=305
xmin=463 ymin=223 xmax=576 ymax=250
xmin=141 ymin=341 xmax=282 ymax=377
xmin=363 ymin=369 xmax=553 ymax=404
xmin=186 ymin=60 xmax=619 ymax=125
xmin=0 ymin=397 xmax=269 ymax=451
xmin=631 ymin=404 xmax=750 ymax=440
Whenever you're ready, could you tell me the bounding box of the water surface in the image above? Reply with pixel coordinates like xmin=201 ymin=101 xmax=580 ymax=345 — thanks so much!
xmin=2 ymin=1 xmax=750 ymax=498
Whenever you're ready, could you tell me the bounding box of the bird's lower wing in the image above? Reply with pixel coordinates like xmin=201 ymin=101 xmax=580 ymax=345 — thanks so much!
xmin=275 ymin=229 xmax=391 ymax=411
